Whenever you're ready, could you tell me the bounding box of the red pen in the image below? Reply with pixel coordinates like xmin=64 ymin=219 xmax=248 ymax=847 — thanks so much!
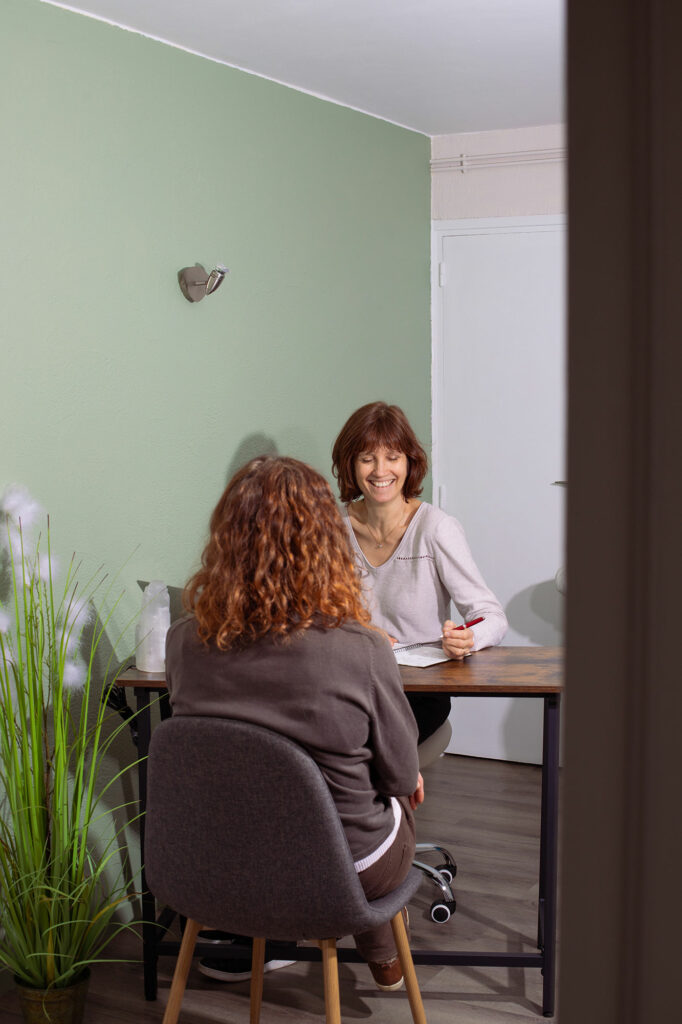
xmin=393 ymin=617 xmax=485 ymax=652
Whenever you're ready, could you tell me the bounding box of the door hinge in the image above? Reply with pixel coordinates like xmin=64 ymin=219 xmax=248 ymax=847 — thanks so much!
xmin=438 ymin=262 xmax=446 ymax=287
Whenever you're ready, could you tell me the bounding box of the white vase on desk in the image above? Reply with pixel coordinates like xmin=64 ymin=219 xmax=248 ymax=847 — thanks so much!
xmin=135 ymin=581 xmax=170 ymax=672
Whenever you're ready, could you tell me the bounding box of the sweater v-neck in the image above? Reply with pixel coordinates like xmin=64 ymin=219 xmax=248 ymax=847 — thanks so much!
xmin=345 ymin=501 xmax=427 ymax=570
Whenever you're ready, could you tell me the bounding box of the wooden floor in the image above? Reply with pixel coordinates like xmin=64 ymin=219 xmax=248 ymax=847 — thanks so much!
xmin=0 ymin=754 xmax=556 ymax=1023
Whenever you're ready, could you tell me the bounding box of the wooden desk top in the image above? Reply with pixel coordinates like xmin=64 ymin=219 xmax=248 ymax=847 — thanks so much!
xmin=116 ymin=667 xmax=167 ymax=690
xmin=400 ymin=646 xmax=562 ymax=694
xmin=116 ymin=646 xmax=562 ymax=696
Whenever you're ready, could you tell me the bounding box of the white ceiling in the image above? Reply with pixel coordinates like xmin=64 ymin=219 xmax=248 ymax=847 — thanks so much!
xmin=44 ymin=0 xmax=565 ymax=136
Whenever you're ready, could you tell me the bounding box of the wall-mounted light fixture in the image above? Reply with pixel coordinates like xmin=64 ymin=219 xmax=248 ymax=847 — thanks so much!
xmin=178 ymin=263 xmax=229 ymax=302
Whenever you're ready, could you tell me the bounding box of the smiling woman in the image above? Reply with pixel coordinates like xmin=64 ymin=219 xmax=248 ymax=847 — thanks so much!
xmin=332 ymin=401 xmax=508 ymax=743
xmin=355 ymin=449 xmax=408 ymax=508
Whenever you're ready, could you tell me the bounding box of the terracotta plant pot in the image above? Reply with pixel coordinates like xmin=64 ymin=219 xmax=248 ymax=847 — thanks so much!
xmin=14 ymin=970 xmax=90 ymax=1024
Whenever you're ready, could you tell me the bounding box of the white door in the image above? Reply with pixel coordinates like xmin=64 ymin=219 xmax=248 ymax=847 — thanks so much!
xmin=432 ymin=216 xmax=566 ymax=764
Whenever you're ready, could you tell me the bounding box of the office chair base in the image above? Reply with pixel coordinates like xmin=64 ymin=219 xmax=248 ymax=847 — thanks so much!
xmin=435 ymin=862 xmax=456 ymax=883
xmin=414 ymin=842 xmax=456 ymax=878
xmin=413 ymin=859 xmax=455 ymax=900
xmin=430 ymin=899 xmax=457 ymax=923
xmin=414 ymin=841 xmax=457 ymax=922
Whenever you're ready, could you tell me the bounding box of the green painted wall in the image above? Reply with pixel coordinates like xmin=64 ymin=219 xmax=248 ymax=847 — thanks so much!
xmin=2 ymin=0 xmax=431 ymax=645
xmin=0 ymin=0 xmax=430 ymax=931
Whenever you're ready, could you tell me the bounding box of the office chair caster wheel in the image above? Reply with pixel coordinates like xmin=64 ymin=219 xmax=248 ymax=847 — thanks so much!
xmin=430 ymin=899 xmax=456 ymax=923
xmin=435 ymin=863 xmax=456 ymax=883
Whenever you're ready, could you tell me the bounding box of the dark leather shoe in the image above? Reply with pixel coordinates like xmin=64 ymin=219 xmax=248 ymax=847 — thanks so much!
xmin=368 ymin=957 xmax=404 ymax=991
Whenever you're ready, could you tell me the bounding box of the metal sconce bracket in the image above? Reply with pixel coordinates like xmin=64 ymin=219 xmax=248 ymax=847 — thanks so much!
xmin=178 ymin=263 xmax=229 ymax=302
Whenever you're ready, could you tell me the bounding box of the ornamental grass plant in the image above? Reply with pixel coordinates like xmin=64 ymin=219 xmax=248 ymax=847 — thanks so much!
xmin=0 ymin=486 xmax=140 ymax=990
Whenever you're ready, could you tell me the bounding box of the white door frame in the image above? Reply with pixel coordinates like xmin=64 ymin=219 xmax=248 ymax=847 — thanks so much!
xmin=431 ymin=214 xmax=567 ymax=509
xmin=431 ymin=214 xmax=566 ymax=763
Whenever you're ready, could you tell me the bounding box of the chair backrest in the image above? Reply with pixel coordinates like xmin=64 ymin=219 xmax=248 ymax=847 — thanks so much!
xmin=145 ymin=715 xmax=401 ymax=940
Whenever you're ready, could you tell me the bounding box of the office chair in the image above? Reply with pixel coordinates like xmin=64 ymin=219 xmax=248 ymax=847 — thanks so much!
xmin=413 ymin=719 xmax=458 ymax=923
xmin=145 ymin=716 xmax=427 ymax=1024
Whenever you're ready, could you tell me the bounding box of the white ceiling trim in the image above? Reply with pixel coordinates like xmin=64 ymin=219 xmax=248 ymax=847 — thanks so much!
xmin=41 ymin=1 xmax=425 ymax=134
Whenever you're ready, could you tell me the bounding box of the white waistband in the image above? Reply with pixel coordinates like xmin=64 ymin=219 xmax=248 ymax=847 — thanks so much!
xmin=353 ymin=797 xmax=402 ymax=873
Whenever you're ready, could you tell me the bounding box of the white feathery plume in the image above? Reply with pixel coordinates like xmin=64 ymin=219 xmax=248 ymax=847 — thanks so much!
xmin=65 ymin=595 xmax=93 ymax=632
xmin=12 ymin=555 xmax=33 ymax=591
xmin=1 ymin=486 xmax=44 ymax=562
xmin=36 ymin=552 xmax=60 ymax=583
xmin=62 ymin=659 xmax=87 ymax=691
xmin=0 ymin=635 xmax=16 ymax=667
xmin=0 ymin=486 xmax=43 ymax=550
xmin=2 ymin=520 xmax=22 ymax=558
xmin=0 ymin=484 xmax=42 ymax=525
xmin=58 ymin=594 xmax=93 ymax=656
xmin=56 ymin=624 xmax=78 ymax=656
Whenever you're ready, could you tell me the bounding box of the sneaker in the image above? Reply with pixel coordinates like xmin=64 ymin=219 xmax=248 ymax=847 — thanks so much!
xmin=197 ymin=930 xmax=239 ymax=944
xmin=368 ymin=957 xmax=404 ymax=991
xmin=198 ymin=957 xmax=296 ymax=983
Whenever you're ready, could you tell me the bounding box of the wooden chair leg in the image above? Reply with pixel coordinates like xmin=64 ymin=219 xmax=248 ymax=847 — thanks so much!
xmin=250 ymin=937 xmax=266 ymax=1024
xmin=318 ymin=939 xmax=341 ymax=1024
xmin=391 ymin=912 xmax=427 ymax=1024
xmin=162 ymin=918 xmax=202 ymax=1024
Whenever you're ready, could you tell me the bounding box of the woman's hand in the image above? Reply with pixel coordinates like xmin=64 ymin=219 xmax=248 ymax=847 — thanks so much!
xmin=442 ymin=620 xmax=474 ymax=660
xmin=409 ymin=773 xmax=425 ymax=809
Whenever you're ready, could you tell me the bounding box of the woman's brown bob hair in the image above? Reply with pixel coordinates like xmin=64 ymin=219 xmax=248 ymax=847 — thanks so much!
xmin=332 ymin=402 xmax=429 ymax=503
xmin=185 ymin=456 xmax=371 ymax=649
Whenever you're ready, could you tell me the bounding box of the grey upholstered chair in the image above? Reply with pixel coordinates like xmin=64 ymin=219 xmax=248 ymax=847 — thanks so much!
xmin=145 ymin=716 xmax=427 ymax=1024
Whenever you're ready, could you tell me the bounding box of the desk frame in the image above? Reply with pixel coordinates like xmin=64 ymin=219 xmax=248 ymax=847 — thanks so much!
xmin=118 ymin=645 xmax=561 ymax=1018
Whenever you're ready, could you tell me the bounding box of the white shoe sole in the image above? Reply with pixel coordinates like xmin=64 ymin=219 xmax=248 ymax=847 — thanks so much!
xmin=374 ymin=976 xmax=405 ymax=992
xmin=198 ymin=959 xmax=295 ymax=983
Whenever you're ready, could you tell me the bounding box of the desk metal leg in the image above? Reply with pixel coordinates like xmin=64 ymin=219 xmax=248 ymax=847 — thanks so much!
xmin=538 ymin=694 xmax=560 ymax=1017
xmin=538 ymin=701 xmax=549 ymax=951
xmin=136 ymin=689 xmax=158 ymax=1001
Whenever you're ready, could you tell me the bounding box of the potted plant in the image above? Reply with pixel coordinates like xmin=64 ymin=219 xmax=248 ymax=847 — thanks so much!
xmin=0 ymin=486 xmax=139 ymax=1024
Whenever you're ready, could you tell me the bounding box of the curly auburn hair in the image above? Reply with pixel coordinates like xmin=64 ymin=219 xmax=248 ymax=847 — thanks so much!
xmin=185 ymin=456 xmax=371 ymax=649
xmin=331 ymin=402 xmax=429 ymax=503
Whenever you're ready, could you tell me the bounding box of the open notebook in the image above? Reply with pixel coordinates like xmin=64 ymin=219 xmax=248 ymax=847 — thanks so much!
xmin=393 ymin=644 xmax=451 ymax=668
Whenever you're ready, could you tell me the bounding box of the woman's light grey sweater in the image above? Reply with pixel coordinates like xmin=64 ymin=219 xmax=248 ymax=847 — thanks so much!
xmin=342 ymin=502 xmax=508 ymax=651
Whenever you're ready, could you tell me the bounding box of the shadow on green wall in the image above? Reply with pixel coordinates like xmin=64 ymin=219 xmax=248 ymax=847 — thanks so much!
xmin=225 ymin=433 xmax=279 ymax=485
